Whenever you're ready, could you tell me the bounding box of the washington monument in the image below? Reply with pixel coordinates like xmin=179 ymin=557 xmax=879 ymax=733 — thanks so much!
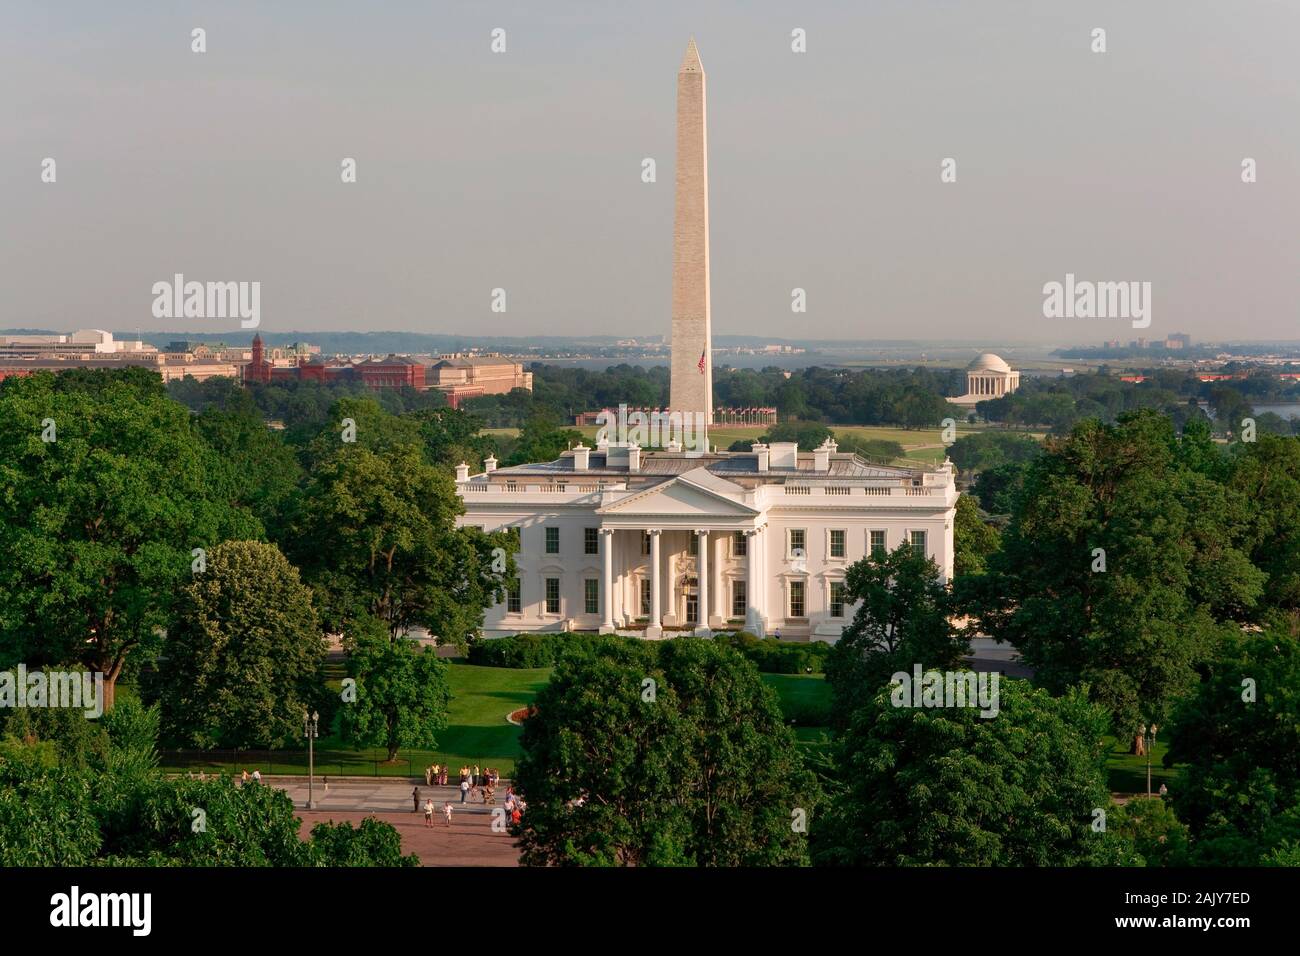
xmin=669 ymin=38 xmax=712 ymax=431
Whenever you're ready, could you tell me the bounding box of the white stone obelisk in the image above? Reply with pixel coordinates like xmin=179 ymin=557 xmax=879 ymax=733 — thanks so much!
xmin=669 ymin=38 xmax=712 ymax=436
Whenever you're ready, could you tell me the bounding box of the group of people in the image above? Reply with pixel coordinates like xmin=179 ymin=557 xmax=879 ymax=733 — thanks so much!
xmin=423 ymin=763 xmax=502 ymax=804
xmin=413 ymin=763 xmax=523 ymax=825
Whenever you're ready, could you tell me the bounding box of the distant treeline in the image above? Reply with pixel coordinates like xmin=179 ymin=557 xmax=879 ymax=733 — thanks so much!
xmin=165 ymin=361 xmax=1300 ymax=441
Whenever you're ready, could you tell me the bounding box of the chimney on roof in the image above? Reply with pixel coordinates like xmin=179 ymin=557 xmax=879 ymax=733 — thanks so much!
xmin=455 ymin=462 xmax=470 ymax=483
xmin=814 ymin=439 xmax=833 ymax=472
xmin=484 ymin=455 xmax=497 ymax=473
xmin=573 ymin=443 xmax=590 ymax=471
xmin=752 ymin=442 xmax=769 ymax=473
xmin=628 ymin=444 xmax=641 ymax=472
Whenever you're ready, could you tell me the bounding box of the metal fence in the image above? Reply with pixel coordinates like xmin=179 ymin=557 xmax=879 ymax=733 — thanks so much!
xmin=161 ymin=749 xmax=429 ymax=779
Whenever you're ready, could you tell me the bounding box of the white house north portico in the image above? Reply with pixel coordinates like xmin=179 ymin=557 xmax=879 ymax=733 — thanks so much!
xmin=456 ymin=441 xmax=957 ymax=642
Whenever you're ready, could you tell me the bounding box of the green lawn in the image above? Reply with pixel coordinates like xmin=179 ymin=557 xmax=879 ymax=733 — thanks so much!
xmin=761 ymin=672 xmax=830 ymax=713
xmin=157 ymin=663 xmax=1180 ymax=794
xmin=160 ymin=663 xmax=551 ymax=779
xmin=1102 ymin=735 xmax=1178 ymax=795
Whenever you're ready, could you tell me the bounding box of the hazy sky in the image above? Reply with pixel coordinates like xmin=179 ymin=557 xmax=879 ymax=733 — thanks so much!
xmin=3 ymin=1 xmax=1299 ymax=343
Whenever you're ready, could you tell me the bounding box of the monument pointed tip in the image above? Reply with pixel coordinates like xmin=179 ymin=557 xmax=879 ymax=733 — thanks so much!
xmin=680 ymin=37 xmax=703 ymax=73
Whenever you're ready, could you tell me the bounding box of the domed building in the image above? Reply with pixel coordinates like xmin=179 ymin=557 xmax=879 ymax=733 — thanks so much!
xmin=951 ymin=353 xmax=1020 ymax=407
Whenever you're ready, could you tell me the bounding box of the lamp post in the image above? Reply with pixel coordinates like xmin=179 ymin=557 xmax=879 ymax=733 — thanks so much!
xmin=1145 ymin=722 xmax=1158 ymax=799
xmin=304 ymin=710 xmax=320 ymax=809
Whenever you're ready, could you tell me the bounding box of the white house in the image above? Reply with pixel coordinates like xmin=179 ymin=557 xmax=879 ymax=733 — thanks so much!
xmin=455 ymin=440 xmax=957 ymax=643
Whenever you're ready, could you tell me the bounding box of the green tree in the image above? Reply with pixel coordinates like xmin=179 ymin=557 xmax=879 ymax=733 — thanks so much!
xmin=293 ymin=444 xmax=512 ymax=644
xmin=503 ymin=413 xmax=584 ymax=466
xmin=194 ymin=405 xmax=302 ymax=537
xmin=513 ymin=637 xmax=813 ymax=866
xmin=825 ymin=544 xmax=967 ymax=729
xmin=156 ymin=541 xmax=327 ymax=749
xmin=812 ymin=681 xmax=1138 ymax=866
xmin=338 ymin=619 xmax=452 ymax=762
xmin=308 ymin=817 xmax=420 ymax=867
xmin=0 ymin=370 xmax=259 ymax=709
xmin=1230 ymin=434 xmax=1300 ymax=622
xmin=948 ymin=430 xmax=1041 ymax=474
xmin=962 ymin=411 xmax=1264 ymax=747
xmin=1165 ymin=631 xmax=1300 ymax=865
xmin=0 ymin=760 xmax=102 ymax=865
xmin=1107 ymin=797 xmax=1191 ymax=867
xmin=953 ymin=493 xmax=1000 ymax=577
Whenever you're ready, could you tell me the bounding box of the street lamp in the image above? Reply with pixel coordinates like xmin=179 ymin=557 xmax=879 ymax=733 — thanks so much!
xmin=1145 ymin=722 xmax=1158 ymax=799
xmin=303 ymin=710 xmax=320 ymax=809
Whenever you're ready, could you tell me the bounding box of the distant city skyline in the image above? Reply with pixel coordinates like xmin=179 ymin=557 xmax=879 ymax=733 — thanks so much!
xmin=4 ymin=1 xmax=1299 ymax=342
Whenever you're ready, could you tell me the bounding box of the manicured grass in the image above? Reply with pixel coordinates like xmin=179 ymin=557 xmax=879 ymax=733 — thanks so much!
xmin=761 ymin=672 xmax=831 ymax=713
xmin=159 ymin=663 xmax=552 ymax=779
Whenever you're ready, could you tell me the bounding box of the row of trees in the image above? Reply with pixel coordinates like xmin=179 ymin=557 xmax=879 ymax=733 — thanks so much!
xmin=0 ymin=369 xmax=514 ymax=761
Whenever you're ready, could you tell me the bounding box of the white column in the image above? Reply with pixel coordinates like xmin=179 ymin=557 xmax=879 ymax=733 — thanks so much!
xmin=599 ymin=529 xmax=615 ymax=634
xmin=710 ymin=532 xmax=724 ymax=627
xmin=647 ymin=529 xmax=662 ymax=638
xmin=745 ymin=528 xmax=763 ymax=636
xmin=695 ymin=530 xmax=710 ymax=635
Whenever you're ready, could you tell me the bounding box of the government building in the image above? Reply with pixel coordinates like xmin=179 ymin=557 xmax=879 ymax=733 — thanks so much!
xmin=454 ymin=42 xmax=957 ymax=642
xmin=948 ymin=353 xmax=1021 ymax=408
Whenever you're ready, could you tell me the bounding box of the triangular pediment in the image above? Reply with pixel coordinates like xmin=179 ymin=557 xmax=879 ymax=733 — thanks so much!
xmin=598 ymin=473 xmax=756 ymax=517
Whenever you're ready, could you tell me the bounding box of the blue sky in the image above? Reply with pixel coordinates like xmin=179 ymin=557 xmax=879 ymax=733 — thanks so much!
xmin=3 ymin=0 xmax=1298 ymax=342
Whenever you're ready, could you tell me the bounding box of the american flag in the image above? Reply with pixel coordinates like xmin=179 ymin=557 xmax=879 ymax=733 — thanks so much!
xmin=697 ymin=349 xmax=707 ymax=374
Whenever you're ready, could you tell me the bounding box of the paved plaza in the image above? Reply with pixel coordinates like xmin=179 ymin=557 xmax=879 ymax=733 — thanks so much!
xmin=271 ymin=777 xmax=521 ymax=866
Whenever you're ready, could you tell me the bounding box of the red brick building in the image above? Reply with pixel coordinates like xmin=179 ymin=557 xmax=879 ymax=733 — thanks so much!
xmin=241 ymin=334 xmax=427 ymax=390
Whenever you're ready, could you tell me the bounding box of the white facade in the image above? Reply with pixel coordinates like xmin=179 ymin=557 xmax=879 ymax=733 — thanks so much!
xmin=949 ymin=352 xmax=1020 ymax=408
xmin=456 ymin=440 xmax=957 ymax=643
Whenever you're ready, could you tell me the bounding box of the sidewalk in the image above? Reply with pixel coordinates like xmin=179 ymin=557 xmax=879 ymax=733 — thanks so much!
xmin=268 ymin=777 xmax=508 ymax=815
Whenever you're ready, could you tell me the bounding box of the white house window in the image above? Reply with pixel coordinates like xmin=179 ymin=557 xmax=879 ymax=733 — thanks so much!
xmin=584 ymin=527 xmax=599 ymax=555
xmin=545 ymin=578 xmax=560 ymax=614
xmin=688 ymin=534 xmax=699 ymax=556
xmin=910 ymin=530 xmax=927 ymax=557
xmin=788 ymin=529 xmax=806 ymax=558
xmin=584 ymin=579 xmax=599 ymax=615
xmin=732 ymin=531 xmax=747 ymax=557
xmin=732 ymin=580 xmax=747 ymax=618
xmin=507 ymin=578 xmax=521 ymax=614
xmin=545 ymin=527 xmax=560 ymax=554
xmin=640 ymin=579 xmax=652 ymax=616
xmin=788 ymin=580 xmax=805 ymax=618
xmin=641 ymin=533 xmax=651 ymax=556
xmin=829 ymin=529 xmax=846 ymax=559
xmin=870 ymin=530 xmax=887 ymax=560
xmin=830 ymin=581 xmax=845 ymax=618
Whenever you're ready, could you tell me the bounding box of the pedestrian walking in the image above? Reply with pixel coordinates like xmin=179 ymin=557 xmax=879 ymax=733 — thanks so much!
xmin=424 ymin=798 xmax=435 ymax=828
xmin=442 ymin=802 xmax=453 ymax=827
xmin=413 ymin=786 xmax=421 ymax=812
xmin=460 ymin=778 xmax=470 ymax=804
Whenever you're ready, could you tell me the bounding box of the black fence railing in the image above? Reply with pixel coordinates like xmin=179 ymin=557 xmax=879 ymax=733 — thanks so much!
xmin=161 ymin=749 xmax=426 ymax=779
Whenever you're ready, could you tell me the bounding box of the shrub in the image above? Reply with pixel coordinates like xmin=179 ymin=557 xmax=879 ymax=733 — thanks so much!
xmin=712 ymin=632 xmax=832 ymax=674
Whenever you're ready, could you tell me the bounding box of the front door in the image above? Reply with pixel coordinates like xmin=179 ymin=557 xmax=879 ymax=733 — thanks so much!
xmin=682 ymin=577 xmax=699 ymax=625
